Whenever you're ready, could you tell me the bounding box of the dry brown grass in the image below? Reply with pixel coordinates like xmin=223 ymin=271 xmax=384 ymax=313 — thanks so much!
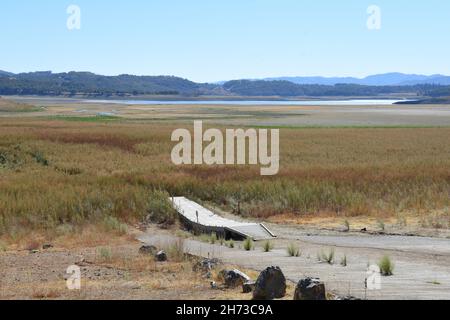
xmin=1 ymin=118 xmax=449 ymax=241
xmin=36 ymin=131 xmax=143 ymax=152
xmin=0 ymin=98 xmax=42 ymax=113
xmin=31 ymin=286 xmax=63 ymax=299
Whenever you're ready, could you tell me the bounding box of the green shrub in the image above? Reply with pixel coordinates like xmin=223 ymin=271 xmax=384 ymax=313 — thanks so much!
xmin=263 ymin=240 xmax=273 ymax=252
xmin=287 ymin=243 xmax=300 ymax=257
xmin=31 ymin=151 xmax=49 ymax=166
xmin=343 ymin=220 xmax=350 ymax=232
xmin=199 ymin=234 xmax=211 ymax=243
xmin=320 ymin=249 xmax=335 ymax=264
xmin=147 ymin=190 xmax=177 ymax=225
xmin=378 ymin=255 xmax=394 ymax=276
xmin=227 ymin=239 xmax=235 ymax=248
xmin=102 ymin=215 xmax=128 ymax=235
xmin=377 ymin=219 xmax=385 ymax=231
xmin=243 ymin=237 xmax=254 ymax=251
xmin=97 ymin=247 xmax=112 ymax=262
xmin=167 ymin=238 xmax=185 ymax=262
xmin=210 ymin=232 xmax=217 ymax=244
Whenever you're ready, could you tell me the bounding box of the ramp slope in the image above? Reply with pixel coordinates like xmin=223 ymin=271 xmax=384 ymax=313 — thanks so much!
xmin=171 ymin=197 xmax=276 ymax=241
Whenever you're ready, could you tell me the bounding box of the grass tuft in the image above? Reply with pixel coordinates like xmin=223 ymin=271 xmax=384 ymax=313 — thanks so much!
xmin=340 ymin=255 xmax=347 ymax=267
xmin=166 ymin=238 xmax=186 ymax=262
xmin=343 ymin=220 xmax=350 ymax=232
xmin=227 ymin=239 xmax=235 ymax=249
xmin=378 ymin=255 xmax=395 ymax=276
xmin=262 ymin=240 xmax=274 ymax=252
xmin=243 ymin=237 xmax=254 ymax=251
xmin=97 ymin=247 xmax=113 ymax=262
xmin=210 ymin=233 xmax=217 ymax=244
xmin=287 ymin=243 xmax=301 ymax=257
xmin=377 ymin=219 xmax=385 ymax=232
xmin=320 ymin=249 xmax=335 ymax=265
xmin=102 ymin=216 xmax=128 ymax=235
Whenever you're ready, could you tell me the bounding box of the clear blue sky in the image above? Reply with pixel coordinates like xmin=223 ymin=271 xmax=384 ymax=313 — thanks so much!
xmin=1 ymin=0 xmax=449 ymax=82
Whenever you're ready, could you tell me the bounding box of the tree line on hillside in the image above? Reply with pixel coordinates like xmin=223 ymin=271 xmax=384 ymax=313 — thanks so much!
xmin=222 ymin=80 xmax=450 ymax=97
xmin=0 ymin=71 xmax=449 ymax=97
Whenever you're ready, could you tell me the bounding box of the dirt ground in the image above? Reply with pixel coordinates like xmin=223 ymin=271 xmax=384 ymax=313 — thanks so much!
xmin=0 ymin=228 xmax=294 ymax=300
xmin=139 ymin=220 xmax=450 ymax=300
xmin=1 ymin=214 xmax=449 ymax=300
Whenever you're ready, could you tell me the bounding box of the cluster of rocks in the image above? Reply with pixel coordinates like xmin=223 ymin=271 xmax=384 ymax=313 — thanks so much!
xmin=139 ymin=245 xmax=167 ymax=262
xmin=139 ymin=244 xmax=351 ymax=300
xmin=220 ymin=266 xmax=330 ymax=300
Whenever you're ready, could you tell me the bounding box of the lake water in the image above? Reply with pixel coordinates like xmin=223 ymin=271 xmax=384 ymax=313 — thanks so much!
xmin=83 ymin=99 xmax=411 ymax=106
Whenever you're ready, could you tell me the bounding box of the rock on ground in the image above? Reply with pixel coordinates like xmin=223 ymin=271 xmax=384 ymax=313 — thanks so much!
xmin=155 ymin=250 xmax=167 ymax=262
xmin=294 ymin=277 xmax=326 ymax=301
xmin=221 ymin=269 xmax=251 ymax=288
xmin=253 ymin=266 xmax=286 ymax=300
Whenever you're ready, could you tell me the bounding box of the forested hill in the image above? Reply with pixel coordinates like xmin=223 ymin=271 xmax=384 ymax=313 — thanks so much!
xmin=222 ymin=80 xmax=450 ymax=97
xmin=1 ymin=71 xmax=450 ymax=98
xmin=0 ymin=71 xmax=214 ymax=96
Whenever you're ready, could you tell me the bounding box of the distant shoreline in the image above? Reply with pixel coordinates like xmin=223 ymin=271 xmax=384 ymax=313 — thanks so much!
xmin=3 ymin=94 xmax=418 ymax=102
xmin=3 ymin=95 xmax=416 ymax=106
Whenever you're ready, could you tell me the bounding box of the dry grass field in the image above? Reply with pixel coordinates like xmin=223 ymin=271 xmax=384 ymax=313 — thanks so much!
xmin=0 ymin=97 xmax=43 ymax=113
xmin=1 ymin=115 xmax=450 ymax=248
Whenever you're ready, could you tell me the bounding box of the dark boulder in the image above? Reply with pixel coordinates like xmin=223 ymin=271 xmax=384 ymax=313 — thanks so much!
xmin=294 ymin=277 xmax=326 ymax=300
xmin=253 ymin=266 xmax=286 ymax=300
xmin=155 ymin=250 xmax=167 ymax=262
xmin=221 ymin=269 xmax=251 ymax=288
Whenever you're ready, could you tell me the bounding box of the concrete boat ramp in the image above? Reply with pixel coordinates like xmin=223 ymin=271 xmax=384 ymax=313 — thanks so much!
xmin=171 ymin=197 xmax=276 ymax=241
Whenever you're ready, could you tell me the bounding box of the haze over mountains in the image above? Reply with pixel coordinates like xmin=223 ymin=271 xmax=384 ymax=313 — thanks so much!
xmin=264 ymin=73 xmax=450 ymax=86
xmin=1 ymin=70 xmax=449 ymax=98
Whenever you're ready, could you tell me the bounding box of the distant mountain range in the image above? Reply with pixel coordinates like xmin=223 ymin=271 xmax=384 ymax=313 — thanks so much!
xmin=0 ymin=70 xmax=449 ymax=98
xmin=263 ymin=73 xmax=450 ymax=86
xmin=0 ymin=70 xmax=13 ymax=77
